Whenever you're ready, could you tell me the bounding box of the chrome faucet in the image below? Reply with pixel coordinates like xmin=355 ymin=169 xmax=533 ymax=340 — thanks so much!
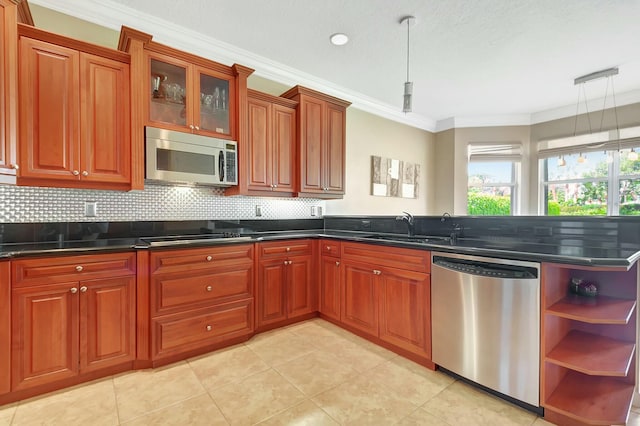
xmin=396 ymin=211 xmax=415 ymax=236
xmin=441 ymin=212 xmax=462 ymax=242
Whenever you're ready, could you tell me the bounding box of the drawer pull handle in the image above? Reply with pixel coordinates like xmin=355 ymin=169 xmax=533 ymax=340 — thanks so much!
xmin=206 ymin=285 xmax=212 ymax=292
xmin=80 ymin=286 xmax=87 ymax=293
xmin=70 ymin=287 xmax=78 ymax=294
xmin=206 ymin=325 xmax=212 ymax=331
xmin=285 ymin=247 xmax=290 ymax=252
xmin=206 ymin=256 xmax=212 ymax=261
xmin=75 ymin=265 xmax=83 ymax=272
xmin=336 ymin=261 xmax=340 ymax=266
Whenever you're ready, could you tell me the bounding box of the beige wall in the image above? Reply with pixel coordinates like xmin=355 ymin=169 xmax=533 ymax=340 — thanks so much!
xmin=434 ymin=129 xmax=455 ymax=214
xmin=326 ymin=109 xmax=436 ymax=216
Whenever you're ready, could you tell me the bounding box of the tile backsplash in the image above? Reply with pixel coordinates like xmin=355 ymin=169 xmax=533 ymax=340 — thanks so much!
xmin=0 ymin=184 xmax=325 ymax=222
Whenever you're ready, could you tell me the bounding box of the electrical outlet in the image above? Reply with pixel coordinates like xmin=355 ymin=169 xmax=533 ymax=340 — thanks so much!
xmin=311 ymin=206 xmax=318 ymax=216
xmin=255 ymin=205 xmax=262 ymax=217
xmin=84 ymin=201 xmax=97 ymax=217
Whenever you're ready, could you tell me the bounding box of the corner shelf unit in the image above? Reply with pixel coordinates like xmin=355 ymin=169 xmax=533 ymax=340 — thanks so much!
xmin=541 ymin=263 xmax=638 ymax=426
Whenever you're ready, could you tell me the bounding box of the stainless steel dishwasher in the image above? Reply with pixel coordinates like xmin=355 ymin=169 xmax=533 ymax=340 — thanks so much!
xmin=431 ymin=252 xmax=540 ymax=408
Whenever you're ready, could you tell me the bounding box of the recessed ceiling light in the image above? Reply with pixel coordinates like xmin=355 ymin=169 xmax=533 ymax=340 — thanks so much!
xmin=330 ymin=33 xmax=349 ymax=46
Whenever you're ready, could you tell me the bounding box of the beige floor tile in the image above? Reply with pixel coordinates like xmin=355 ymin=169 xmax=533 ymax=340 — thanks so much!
xmin=315 ymin=337 xmax=395 ymax=373
xmin=364 ymin=356 xmax=454 ymax=406
xmin=531 ymin=418 xmax=556 ymax=425
xmin=312 ymin=374 xmax=418 ymax=425
xmin=246 ymin=330 xmax=317 ymax=366
xmin=286 ymin=319 xmax=356 ymax=348
xmin=210 ymin=368 xmax=305 ymax=425
xmin=121 ymin=393 xmax=228 ymax=426
xmin=0 ymin=402 xmax=16 ymax=426
xmin=421 ymin=381 xmax=536 ymax=426
xmin=626 ymin=410 xmax=640 ymax=426
xmin=188 ymin=344 xmax=270 ymax=390
xmin=397 ymin=407 xmax=452 ymax=425
xmin=12 ymin=378 xmax=117 ymax=426
xmin=256 ymin=399 xmax=339 ymax=426
xmin=274 ymin=350 xmax=357 ymax=396
xmin=113 ymin=361 xmax=206 ymax=423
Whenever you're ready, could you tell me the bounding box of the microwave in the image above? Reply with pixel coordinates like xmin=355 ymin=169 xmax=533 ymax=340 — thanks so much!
xmin=145 ymin=126 xmax=237 ymax=186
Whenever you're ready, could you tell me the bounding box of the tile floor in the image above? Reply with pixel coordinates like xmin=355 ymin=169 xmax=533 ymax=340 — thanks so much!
xmin=0 ymin=318 xmax=639 ymax=425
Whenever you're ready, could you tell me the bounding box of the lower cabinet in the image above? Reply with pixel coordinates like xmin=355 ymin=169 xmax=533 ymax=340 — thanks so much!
xmin=541 ymin=263 xmax=637 ymax=426
xmin=256 ymin=240 xmax=316 ymax=329
xmin=149 ymin=244 xmax=254 ymax=360
xmin=339 ymin=242 xmax=431 ymax=360
xmin=319 ymin=240 xmax=342 ymax=322
xmin=11 ymin=253 xmax=136 ymax=391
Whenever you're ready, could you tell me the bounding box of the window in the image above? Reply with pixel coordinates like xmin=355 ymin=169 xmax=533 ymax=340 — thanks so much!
xmin=467 ymin=143 xmax=521 ymax=215
xmin=538 ymin=127 xmax=640 ymax=215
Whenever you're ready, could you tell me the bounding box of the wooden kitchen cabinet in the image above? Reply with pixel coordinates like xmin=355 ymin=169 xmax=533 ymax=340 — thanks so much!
xmin=281 ymin=85 xmax=350 ymax=198
xmin=17 ymin=25 xmax=132 ymax=190
xmin=256 ymin=240 xmax=316 ymax=329
xmin=0 ymin=261 xmax=11 ymax=395
xmin=146 ymin=51 xmax=235 ymax=139
xmin=226 ymin=89 xmax=297 ymax=196
xmin=319 ymin=240 xmax=342 ymax=321
xmin=340 ymin=242 xmax=432 ymax=360
xmin=0 ymin=0 xmax=19 ymax=183
xmin=541 ymin=263 xmax=637 ymax=426
xmin=149 ymin=244 xmax=254 ymax=361
xmin=11 ymin=253 xmax=136 ymax=391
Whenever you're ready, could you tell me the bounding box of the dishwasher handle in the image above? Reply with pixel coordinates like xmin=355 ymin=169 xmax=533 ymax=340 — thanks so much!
xmin=433 ymin=256 xmax=538 ymax=279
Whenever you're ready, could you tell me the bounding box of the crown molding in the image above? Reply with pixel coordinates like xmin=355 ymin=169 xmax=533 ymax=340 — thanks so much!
xmin=27 ymin=0 xmax=640 ymax=134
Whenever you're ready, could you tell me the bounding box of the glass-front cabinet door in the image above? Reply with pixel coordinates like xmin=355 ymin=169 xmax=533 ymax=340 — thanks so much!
xmin=196 ymin=68 xmax=233 ymax=137
xmin=148 ymin=56 xmax=189 ymax=129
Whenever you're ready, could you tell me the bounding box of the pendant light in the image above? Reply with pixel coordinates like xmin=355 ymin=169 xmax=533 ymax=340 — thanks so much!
xmin=557 ymin=156 xmax=566 ymax=167
xmin=400 ymin=16 xmax=415 ymax=113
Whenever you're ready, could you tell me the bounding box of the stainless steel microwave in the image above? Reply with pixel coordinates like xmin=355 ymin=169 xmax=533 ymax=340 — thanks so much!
xmin=145 ymin=126 xmax=237 ymax=186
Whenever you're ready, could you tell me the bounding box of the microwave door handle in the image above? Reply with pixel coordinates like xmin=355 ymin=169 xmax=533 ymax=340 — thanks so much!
xmin=218 ymin=150 xmax=225 ymax=182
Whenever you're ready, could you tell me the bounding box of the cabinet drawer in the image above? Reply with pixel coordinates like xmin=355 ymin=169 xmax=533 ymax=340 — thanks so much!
xmin=150 ymin=244 xmax=253 ymax=275
xmin=342 ymin=242 xmax=430 ymax=273
xmin=152 ymin=299 xmax=253 ymax=358
xmin=13 ymin=252 xmax=136 ymax=286
xmin=320 ymin=240 xmax=341 ymax=256
xmin=259 ymin=239 xmax=313 ymax=257
xmin=151 ymin=263 xmax=253 ymax=315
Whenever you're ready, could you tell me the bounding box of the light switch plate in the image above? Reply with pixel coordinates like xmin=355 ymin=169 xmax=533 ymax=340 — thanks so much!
xmin=84 ymin=201 xmax=97 ymax=217
xmin=255 ymin=205 xmax=262 ymax=217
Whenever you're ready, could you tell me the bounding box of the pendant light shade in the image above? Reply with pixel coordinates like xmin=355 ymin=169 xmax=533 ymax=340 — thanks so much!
xmin=400 ymin=16 xmax=415 ymax=113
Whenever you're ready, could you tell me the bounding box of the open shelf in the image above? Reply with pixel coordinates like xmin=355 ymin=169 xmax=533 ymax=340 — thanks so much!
xmin=545 ymin=370 xmax=634 ymax=425
xmin=546 ymin=330 xmax=635 ymax=376
xmin=547 ymin=295 xmax=636 ymax=324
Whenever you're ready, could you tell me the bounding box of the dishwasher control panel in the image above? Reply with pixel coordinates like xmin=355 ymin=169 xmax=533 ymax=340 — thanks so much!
xmin=433 ymin=256 xmax=538 ymax=279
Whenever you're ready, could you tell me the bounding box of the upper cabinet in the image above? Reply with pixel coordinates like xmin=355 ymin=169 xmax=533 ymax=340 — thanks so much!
xmin=17 ymin=25 xmax=133 ymax=190
xmin=226 ymin=89 xmax=297 ymax=197
xmin=147 ymin=53 xmax=235 ymax=138
xmin=0 ymin=0 xmax=20 ymax=184
xmin=281 ymin=85 xmax=350 ymax=199
xmin=118 ymin=27 xmax=254 ymax=144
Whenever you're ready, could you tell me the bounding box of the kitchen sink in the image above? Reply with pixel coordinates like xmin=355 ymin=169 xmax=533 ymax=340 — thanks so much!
xmin=364 ymin=234 xmax=451 ymax=244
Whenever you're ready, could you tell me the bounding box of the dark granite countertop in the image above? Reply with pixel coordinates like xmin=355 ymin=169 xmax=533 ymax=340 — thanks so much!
xmin=0 ymin=229 xmax=637 ymax=269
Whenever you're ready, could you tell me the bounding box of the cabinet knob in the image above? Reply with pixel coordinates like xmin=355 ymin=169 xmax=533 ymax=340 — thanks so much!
xmin=72 ymin=170 xmax=80 ymax=176
xmin=273 ymin=184 xmax=277 ymax=188
xmin=70 ymin=287 xmax=78 ymax=294
xmin=270 ymin=184 xmax=274 ymax=189
xmin=373 ymin=269 xmax=381 ymax=275
xmin=285 ymin=247 xmax=290 ymax=252
xmin=194 ymin=125 xmax=200 ymax=131
xmin=81 ymin=171 xmax=89 ymax=177
xmin=189 ymin=124 xmax=195 ymax=130
xmin=75 ymin=265 xmax=83 ymax=272
xmin=206 ymin=285 xmax=212 ymax=292
xmin=80 ymin=286 xmax=87 ymax=293
xmin=206 ymin=256 xmax=212 ymax=261
xmin=206 ymin=325 xmax=212 ymax=331
xmin=283 ymin=260 xmax=288 ymax=265
xmin=10 ymin=164 xmax=18 ymax=170
xmin=326 ymin=246 xmax=331 ymax=251
xmin=335 ymin=261 xmax=340 ymax=266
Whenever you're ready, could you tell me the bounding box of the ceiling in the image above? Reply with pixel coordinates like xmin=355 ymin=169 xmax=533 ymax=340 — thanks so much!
xmin=30 ymin=0 xmax=640 ymax=131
